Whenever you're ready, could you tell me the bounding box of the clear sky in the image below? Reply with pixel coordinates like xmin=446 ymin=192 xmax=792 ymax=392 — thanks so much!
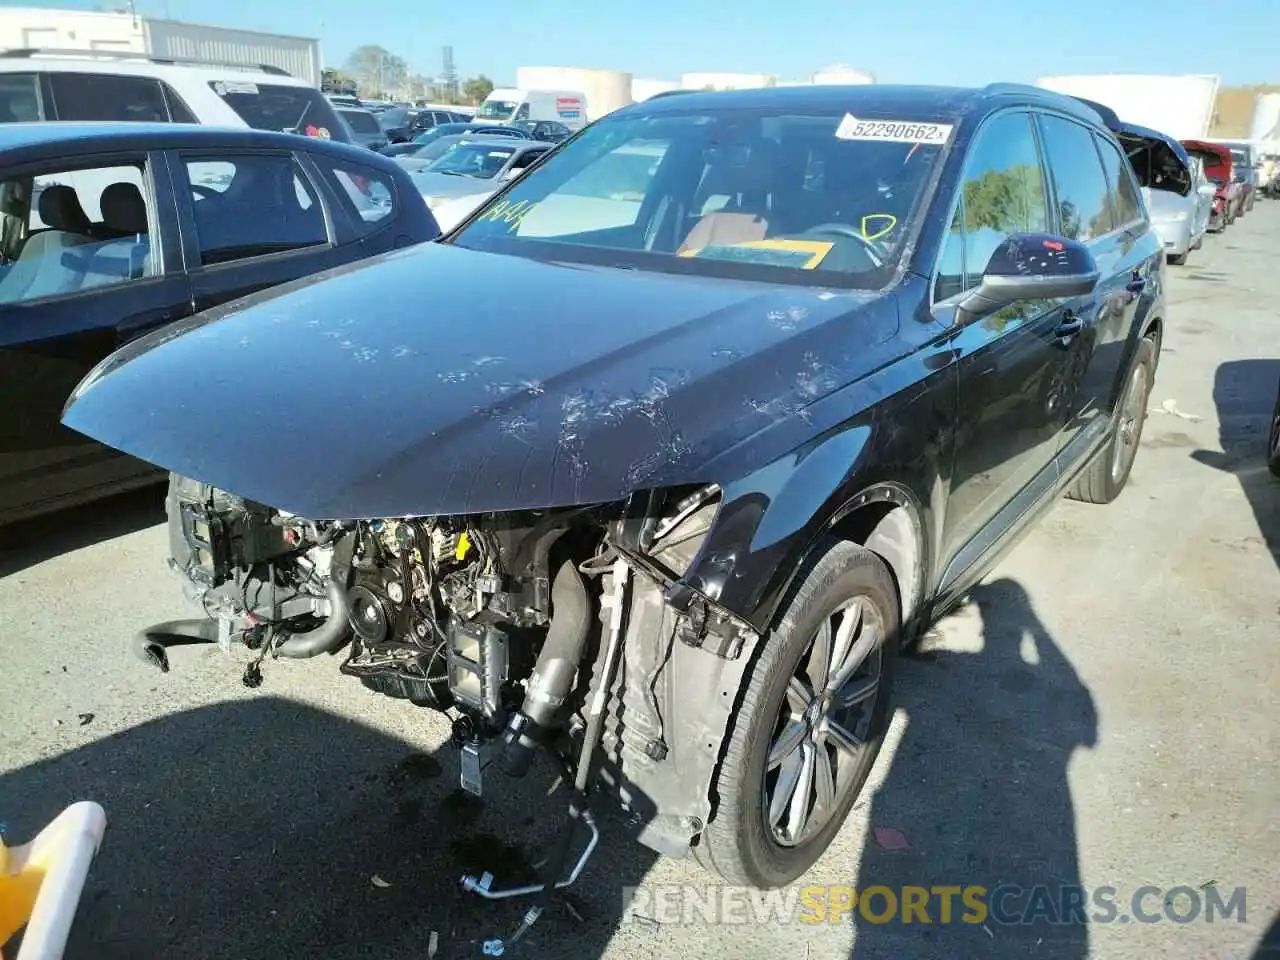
xmin=22 ymin=0 xmax=1280 ymax=87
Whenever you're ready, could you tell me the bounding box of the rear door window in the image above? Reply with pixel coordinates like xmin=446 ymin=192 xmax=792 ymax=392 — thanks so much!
xmin=0 ymin=73 xmax=44 ymax=122
xmin=209 ymin=81 xmax=351 ymax=144
xmin=1094 ymin=135 xmax=1143 ymax=227
xmin=0 ymin=159 xmax=156 ymax=304
xmin=183 ymin=153 xmax=329 ymax=265
xmin=49 ymin=73 xmax=169 ymax=122
xmin=1037 ymin=114 xmax=1115 ymax=242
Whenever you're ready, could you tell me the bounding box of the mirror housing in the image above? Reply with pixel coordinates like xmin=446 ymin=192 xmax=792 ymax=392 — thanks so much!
xmin=1197 ymin=183 xmax=1218 ymax=197
xmin=956 ymin=233 xmax=1099 ymax=324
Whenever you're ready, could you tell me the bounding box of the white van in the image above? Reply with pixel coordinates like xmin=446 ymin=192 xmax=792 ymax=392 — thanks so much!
xmin=0 ymin=49 xmax=354 ymax=144
xmin=474 ymin=88 xmax=587 ymax=130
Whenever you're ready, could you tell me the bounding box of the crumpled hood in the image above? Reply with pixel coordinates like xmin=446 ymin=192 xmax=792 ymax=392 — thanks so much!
xmin=63 ymin=242 xmax=899 ymax=519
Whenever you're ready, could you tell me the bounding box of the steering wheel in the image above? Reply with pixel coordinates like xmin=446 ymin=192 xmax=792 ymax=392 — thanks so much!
xmin=802 ymin=222 xmax=887 ymax=268
xmin=191 ymin=184 xmax=220 ymax=201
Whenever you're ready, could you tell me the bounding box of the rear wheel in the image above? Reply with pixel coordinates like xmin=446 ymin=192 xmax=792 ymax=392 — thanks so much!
xmin=1067 ymin=338 xmax=1155 ymax=505
xmin=694 ymin=540 xmax=898 ymax=887
xmin=1169 ymin=251 xmax=1188 ymax=266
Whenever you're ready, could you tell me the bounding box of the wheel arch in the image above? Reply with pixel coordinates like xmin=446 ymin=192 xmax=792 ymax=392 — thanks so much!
xmin=764 ymin=482 xmax=930 ymax=647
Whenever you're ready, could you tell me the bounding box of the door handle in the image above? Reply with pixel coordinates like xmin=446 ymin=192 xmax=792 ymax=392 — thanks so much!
xmin=1054 ymin=315 xmax=1084 ymax=339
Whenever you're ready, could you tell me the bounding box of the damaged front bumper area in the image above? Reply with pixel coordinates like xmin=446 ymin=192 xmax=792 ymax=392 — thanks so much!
xmin=146 ymin=474 xmax=761 ymax=860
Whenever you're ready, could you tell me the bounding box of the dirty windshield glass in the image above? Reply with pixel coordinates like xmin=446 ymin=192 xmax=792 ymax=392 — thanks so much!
xmin=451 ymin=106 xmax=948 ymax=286
xmin=210 ymin=81 xmax=351 ymax=143
xmin=428 ymin=143 xmax=516 ymax=178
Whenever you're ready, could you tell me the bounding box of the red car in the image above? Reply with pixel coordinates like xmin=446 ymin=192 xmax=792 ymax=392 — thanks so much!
xmin=1183 ymin=140 xmax=1240 ymax=230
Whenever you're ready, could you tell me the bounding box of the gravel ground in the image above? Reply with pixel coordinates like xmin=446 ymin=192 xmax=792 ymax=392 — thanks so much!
xmin=1 ymin=207 xmax=1277 ymax=960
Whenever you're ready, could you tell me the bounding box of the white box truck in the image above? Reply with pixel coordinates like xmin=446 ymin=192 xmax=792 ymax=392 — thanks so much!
xmin=474 ymin=88 xmax=587 ymax=130
xmin=1034 ymin=73 xmax=1220 ymax=141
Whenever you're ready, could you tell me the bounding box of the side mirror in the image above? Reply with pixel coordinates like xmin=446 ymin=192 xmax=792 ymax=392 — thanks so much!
xmin=500 ymin=168 xmax=522 ymax=182
xmin=956 ymin=233 xmax=1099 ymax=324
xmin=1198 ymin=183 xmax=1217 ymax=197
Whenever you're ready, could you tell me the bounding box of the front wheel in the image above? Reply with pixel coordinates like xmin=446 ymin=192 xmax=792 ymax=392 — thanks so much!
xmin=1067 ymin=338 xmax=1155 ymax=504
xmin=693 ymin=540 xmax=898 ymax=887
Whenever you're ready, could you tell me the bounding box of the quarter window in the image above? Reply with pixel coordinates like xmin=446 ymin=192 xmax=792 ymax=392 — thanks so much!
xmin=325 ymin=159 xmax=396 ymax=232
xmin=49 ymin=73 xmax=169 ymax=122
xmin=1037 ymin=114 xmax=1114 ymax=242
xmin=0 ymin=73 xmax=44 ymax=122
xmin=184 ymin=155 xmax=328 ymax=265
xmin=0 ymin=161 xmax=155 ymax=305
xmin=935 ymin=112 xmax=1048 ymax=297
xmin=1095 ymin=135 xmax=1142 ymax=226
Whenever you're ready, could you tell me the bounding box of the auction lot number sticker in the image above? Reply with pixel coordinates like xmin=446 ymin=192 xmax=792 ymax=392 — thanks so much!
xmin=835 ymin=114 xmax=954 ymax=144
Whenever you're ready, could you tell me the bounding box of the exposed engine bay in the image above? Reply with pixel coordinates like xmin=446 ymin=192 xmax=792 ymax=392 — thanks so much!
xmin=141 ymin=474 xmax=759 ymax=937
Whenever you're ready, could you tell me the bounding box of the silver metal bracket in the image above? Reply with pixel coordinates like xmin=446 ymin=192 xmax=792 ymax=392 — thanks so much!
xmin=460 ymin=740 xmax=484 ymax=797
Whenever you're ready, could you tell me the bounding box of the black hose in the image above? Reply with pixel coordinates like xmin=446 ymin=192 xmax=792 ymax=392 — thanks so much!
xmin=274 ymin=579 xmax=353 ymax=659
xmin=130 ymin=618 xmax=221 ymax=672
xmin=500 ymin=560 xmax=591 ymax=776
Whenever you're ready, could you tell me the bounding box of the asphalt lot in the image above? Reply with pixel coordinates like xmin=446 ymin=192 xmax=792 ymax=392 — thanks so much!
xmin=2 ymin=207 xmax=1277 ymax=960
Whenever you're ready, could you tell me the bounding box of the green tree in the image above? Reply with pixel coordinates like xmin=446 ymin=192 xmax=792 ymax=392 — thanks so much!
xmin=462 ymin=75 xmax=495 ymax=105
xmin=345 ymin=45 xmax=408 ymax=98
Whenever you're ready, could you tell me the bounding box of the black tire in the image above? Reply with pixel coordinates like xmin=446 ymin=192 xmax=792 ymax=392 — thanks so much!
xmin=1168 ymin=251 xmax=1188 ymax=266
xmin=693 ymin=540 xmax=899 ymax=887
xmin=1268 ymin=381 xmax=1280 ymax=479
xmin=1067 ymin=338 xmax=1156 ymax=504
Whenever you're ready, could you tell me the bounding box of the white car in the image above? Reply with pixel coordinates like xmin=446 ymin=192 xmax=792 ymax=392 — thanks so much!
xmin=0 ymin=50 xmax=353 ymax=144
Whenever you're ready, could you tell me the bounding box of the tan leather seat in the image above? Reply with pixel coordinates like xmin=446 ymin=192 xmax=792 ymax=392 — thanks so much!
xmin=679 ymin=141 xmax=778 ymax=255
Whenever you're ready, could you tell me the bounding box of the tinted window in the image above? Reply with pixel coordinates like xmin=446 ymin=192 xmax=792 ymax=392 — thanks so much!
xmin=325 ymin=159 xmax=395 ymax=232
xmin=50 ymin=73 xmax=168 ymax=122
xmin=162 ymin=84 xmax=198 ymax=124
xmin=1095 ymin=135 xmax=1142 ymax=226
xmin=0 ymin=73 xmax=44 ymax=122
xmin=184 ymin=155 xmax=328 ymax=265
xmin=0 ymin=161 xmax=154 ymax=304
xmin=209 ymin=81 xmax=351 ymax=144
xmin=935 ymin=111 xmax=1048 ymax=295
xmin=339 ymin=109 xmax=381 ymax=134
xmin=1038 ymin=114 xmax=1114 ymax=242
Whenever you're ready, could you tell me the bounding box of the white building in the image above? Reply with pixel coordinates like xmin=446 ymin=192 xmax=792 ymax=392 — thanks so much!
xmin=0 ymin=7 xmax=322 ymax=86
xmin=681 ymin=72 xmax=776 ymax=91
xmin=631 ymin=77 xmax=680 ymax=102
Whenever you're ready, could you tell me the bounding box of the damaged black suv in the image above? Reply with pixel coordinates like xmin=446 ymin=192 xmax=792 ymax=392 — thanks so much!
xmin=63 ymin=84 xmax=1167 ymax=902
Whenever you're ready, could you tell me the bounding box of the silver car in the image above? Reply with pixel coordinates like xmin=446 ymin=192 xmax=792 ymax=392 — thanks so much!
xmin=411 ymin=137 xmax=555 ymax=225
xmin=1142 ymin=154 xmax=1214 ymax=265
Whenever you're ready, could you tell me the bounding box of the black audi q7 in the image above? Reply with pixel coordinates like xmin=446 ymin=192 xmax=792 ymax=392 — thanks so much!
xmin=62 ymin=83 xmax=1172 ymax=903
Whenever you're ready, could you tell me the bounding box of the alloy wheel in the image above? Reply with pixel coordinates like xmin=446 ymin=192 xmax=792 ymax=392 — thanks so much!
xmin=1111 ymin=360 xmax=1149 ymax=483
xmin=762 ymin=597 xmax=885 ymax=848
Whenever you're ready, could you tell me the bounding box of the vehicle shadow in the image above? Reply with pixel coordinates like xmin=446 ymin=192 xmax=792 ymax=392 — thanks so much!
xmin=850 ymin=578 xmax=1097 ymax=959
xmin=0 ymin=696 xmax=657 ymax=960
xmin=1251 ymin=910 xmax=1280 ymax=958
xmin=1190 ymin=358 xmax=1280 ymax=572
xmin=0 ymin=484 xmax=165 ymax=578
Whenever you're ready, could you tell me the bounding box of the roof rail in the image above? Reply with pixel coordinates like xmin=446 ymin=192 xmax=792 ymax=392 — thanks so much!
xmin=0 ymin=47 xmax=293 ymax=78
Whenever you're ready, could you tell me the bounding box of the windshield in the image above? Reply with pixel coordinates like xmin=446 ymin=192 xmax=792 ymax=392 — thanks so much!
xmin=477 ymin=100 xmax=518 ymax=121
xmin=339 ymin=109 xmax=381 ymax=134
xmin=427 ymin=142 xmax=517 ymax=178
xmin=452 ymin=106 xmax=946 ymax=287
xmin=412 ymin=137 xmax=477 ymax=161
xmin=210 ymin=81 xmax=350 ymax=143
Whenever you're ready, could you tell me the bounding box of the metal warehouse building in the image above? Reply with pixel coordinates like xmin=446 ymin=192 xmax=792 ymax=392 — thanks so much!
xmin=0 ymin=6 xmax=322 ymax=86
